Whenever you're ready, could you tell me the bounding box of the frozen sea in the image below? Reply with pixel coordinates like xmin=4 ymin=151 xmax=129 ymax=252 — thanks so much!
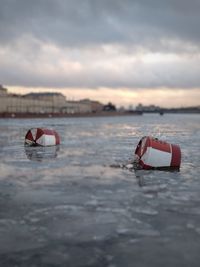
xmin=0 ymin=114 xmax=200 ymax=267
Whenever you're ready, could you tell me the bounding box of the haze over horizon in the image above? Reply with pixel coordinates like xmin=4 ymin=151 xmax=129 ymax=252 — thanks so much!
xmin=1 ymin=0 xmax=200 ymax=107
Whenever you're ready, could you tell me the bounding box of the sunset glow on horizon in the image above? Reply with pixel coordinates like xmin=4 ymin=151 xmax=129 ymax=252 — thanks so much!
xmin=7 ymin=86 xmax=200 ymax=108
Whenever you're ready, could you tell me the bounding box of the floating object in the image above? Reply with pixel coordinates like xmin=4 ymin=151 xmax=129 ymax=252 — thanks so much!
xmin=135 ymin=136 xmax=181 ymax=170
xmin=25 ymin=128 xmax=60 ymax=146
xmin=125 ymin=163 xmax=134 ymax=169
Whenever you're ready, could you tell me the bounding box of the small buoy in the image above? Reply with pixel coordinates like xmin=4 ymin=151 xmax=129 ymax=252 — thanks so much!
xmin=135 ymin=136 xmax=181 ymax=170
xmin=25 ymin=128 xmax=60 ymax=146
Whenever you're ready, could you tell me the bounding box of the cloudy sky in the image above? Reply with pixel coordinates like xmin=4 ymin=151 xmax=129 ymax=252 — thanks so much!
xmin=1 ymin=0 xmax=200 ymax=107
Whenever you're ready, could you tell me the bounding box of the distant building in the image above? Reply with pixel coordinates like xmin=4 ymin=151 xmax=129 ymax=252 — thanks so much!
xmin=0 ymin=84 xmax=8 ymax=96
xmin=0 ymin=95 xmax=53 ymax=113
xmin=0 ymin=87 xmax=93 ymax=114
xmin=62 ymin=100 xmax=92 ymax=114
xmin=135 ymin=103 xmax=143 ymax=111
xmin=80 ymin=99 xmax=104 ymax=113
xmin=24 ymin=92 xmax=66 ymax=110
xmin=118 ymin=106 xmax=125 ymax=112
xmin=136 ymin=103 xmax=161 ymax=112
xmin=0 ymin=86 xmax=104 ymax=115
xmin=103 ymin=102 xmax=116 ymax=111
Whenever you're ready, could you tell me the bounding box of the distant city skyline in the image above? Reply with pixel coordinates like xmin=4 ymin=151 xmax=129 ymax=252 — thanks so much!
xmin=7 ymin=86 xmax=200 ymax=108
xmin=1 ymin=1 xmax=200 ymax=107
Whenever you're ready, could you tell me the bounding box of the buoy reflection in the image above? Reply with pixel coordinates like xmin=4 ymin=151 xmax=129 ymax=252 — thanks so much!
xmin=25 ymin=145 xmax=60 ymax=161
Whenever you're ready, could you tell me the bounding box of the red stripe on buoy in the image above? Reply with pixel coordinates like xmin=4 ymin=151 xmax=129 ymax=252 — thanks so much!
xmin=135 ymin=139 xmax=143 ymax=157
xmin=139 ymin=159 xmax=152 ymax=170
xmin=170 ymin=144 xmax=181 ymax=168
xmin=54 ymin=131 xmax=60 ymax=145
xmin=43 ymin=129 xmax=56 ymax=135
xmin=25 ymin=130 xmax=34 ymax=141
xmin=149 ymin=138 xmax=171 ymax=153
xmin=135 ymin=136 xmax=149 ymax=157
xmin=36 ymin=128 xmax=44 ymax=141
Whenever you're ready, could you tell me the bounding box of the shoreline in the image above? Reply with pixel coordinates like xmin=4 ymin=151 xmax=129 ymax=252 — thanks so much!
xmin=0 ymin=111 xmax=143 ymax=119
xmin=0 ymin=110 xmax=199 ymax=119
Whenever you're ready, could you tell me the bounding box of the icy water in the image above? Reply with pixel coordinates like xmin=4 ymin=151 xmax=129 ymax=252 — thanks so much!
xmin=0 ymin=114 xmax=200 ymax=267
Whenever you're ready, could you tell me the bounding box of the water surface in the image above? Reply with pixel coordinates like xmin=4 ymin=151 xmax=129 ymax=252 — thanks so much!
xmin=0 ymin=114 xmax=200 ymax=267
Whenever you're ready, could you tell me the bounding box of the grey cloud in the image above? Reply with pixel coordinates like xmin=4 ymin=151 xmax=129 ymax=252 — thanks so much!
xmin=0 ymin=0 xmax=200 ymax=48
xmin=1 ymin=42 xmax=200 ymax=89
xmin=1 ymin=0 xmax=200 ymax=89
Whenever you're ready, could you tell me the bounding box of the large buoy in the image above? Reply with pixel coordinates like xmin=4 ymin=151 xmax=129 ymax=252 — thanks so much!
xmin=135 ymin=136 xmax=181 ymax=170
xmin=25 ymin=128 xmax=60 ymax=146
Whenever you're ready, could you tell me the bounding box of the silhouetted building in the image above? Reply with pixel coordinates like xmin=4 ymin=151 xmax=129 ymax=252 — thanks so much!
xmin=103 ymin=102 xmax=116 ymax=111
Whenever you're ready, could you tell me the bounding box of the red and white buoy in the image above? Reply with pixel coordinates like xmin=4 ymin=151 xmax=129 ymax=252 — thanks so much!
xmin=135 ymin=136 xmax=181 ymax=170
xmin=25 ymin=128 xmax=60 ymax=146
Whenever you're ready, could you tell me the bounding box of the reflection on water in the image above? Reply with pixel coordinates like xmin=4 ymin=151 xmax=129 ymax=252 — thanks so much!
xmin=134 ymin=168 xmax=180 ymax=188
xmin=24 ymin=145 xmax=60 ymax=161
xmin=110 ymin=161 xmax=180 ymax=188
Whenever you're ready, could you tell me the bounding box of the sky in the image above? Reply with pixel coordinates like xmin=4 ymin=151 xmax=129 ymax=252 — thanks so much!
xmin=0 ymin=0 xmax=200 ymax=107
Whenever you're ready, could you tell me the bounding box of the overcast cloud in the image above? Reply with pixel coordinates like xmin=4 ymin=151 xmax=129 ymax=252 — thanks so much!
xmin=0 ymin=0 xmax=200 ymax=92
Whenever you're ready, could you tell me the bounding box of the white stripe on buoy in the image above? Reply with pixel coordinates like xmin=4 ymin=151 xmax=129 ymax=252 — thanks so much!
xmin=141 ymin=147 xmax=171 ymax=167
xmin=37 ymin=134 xmax=56 ymax=146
